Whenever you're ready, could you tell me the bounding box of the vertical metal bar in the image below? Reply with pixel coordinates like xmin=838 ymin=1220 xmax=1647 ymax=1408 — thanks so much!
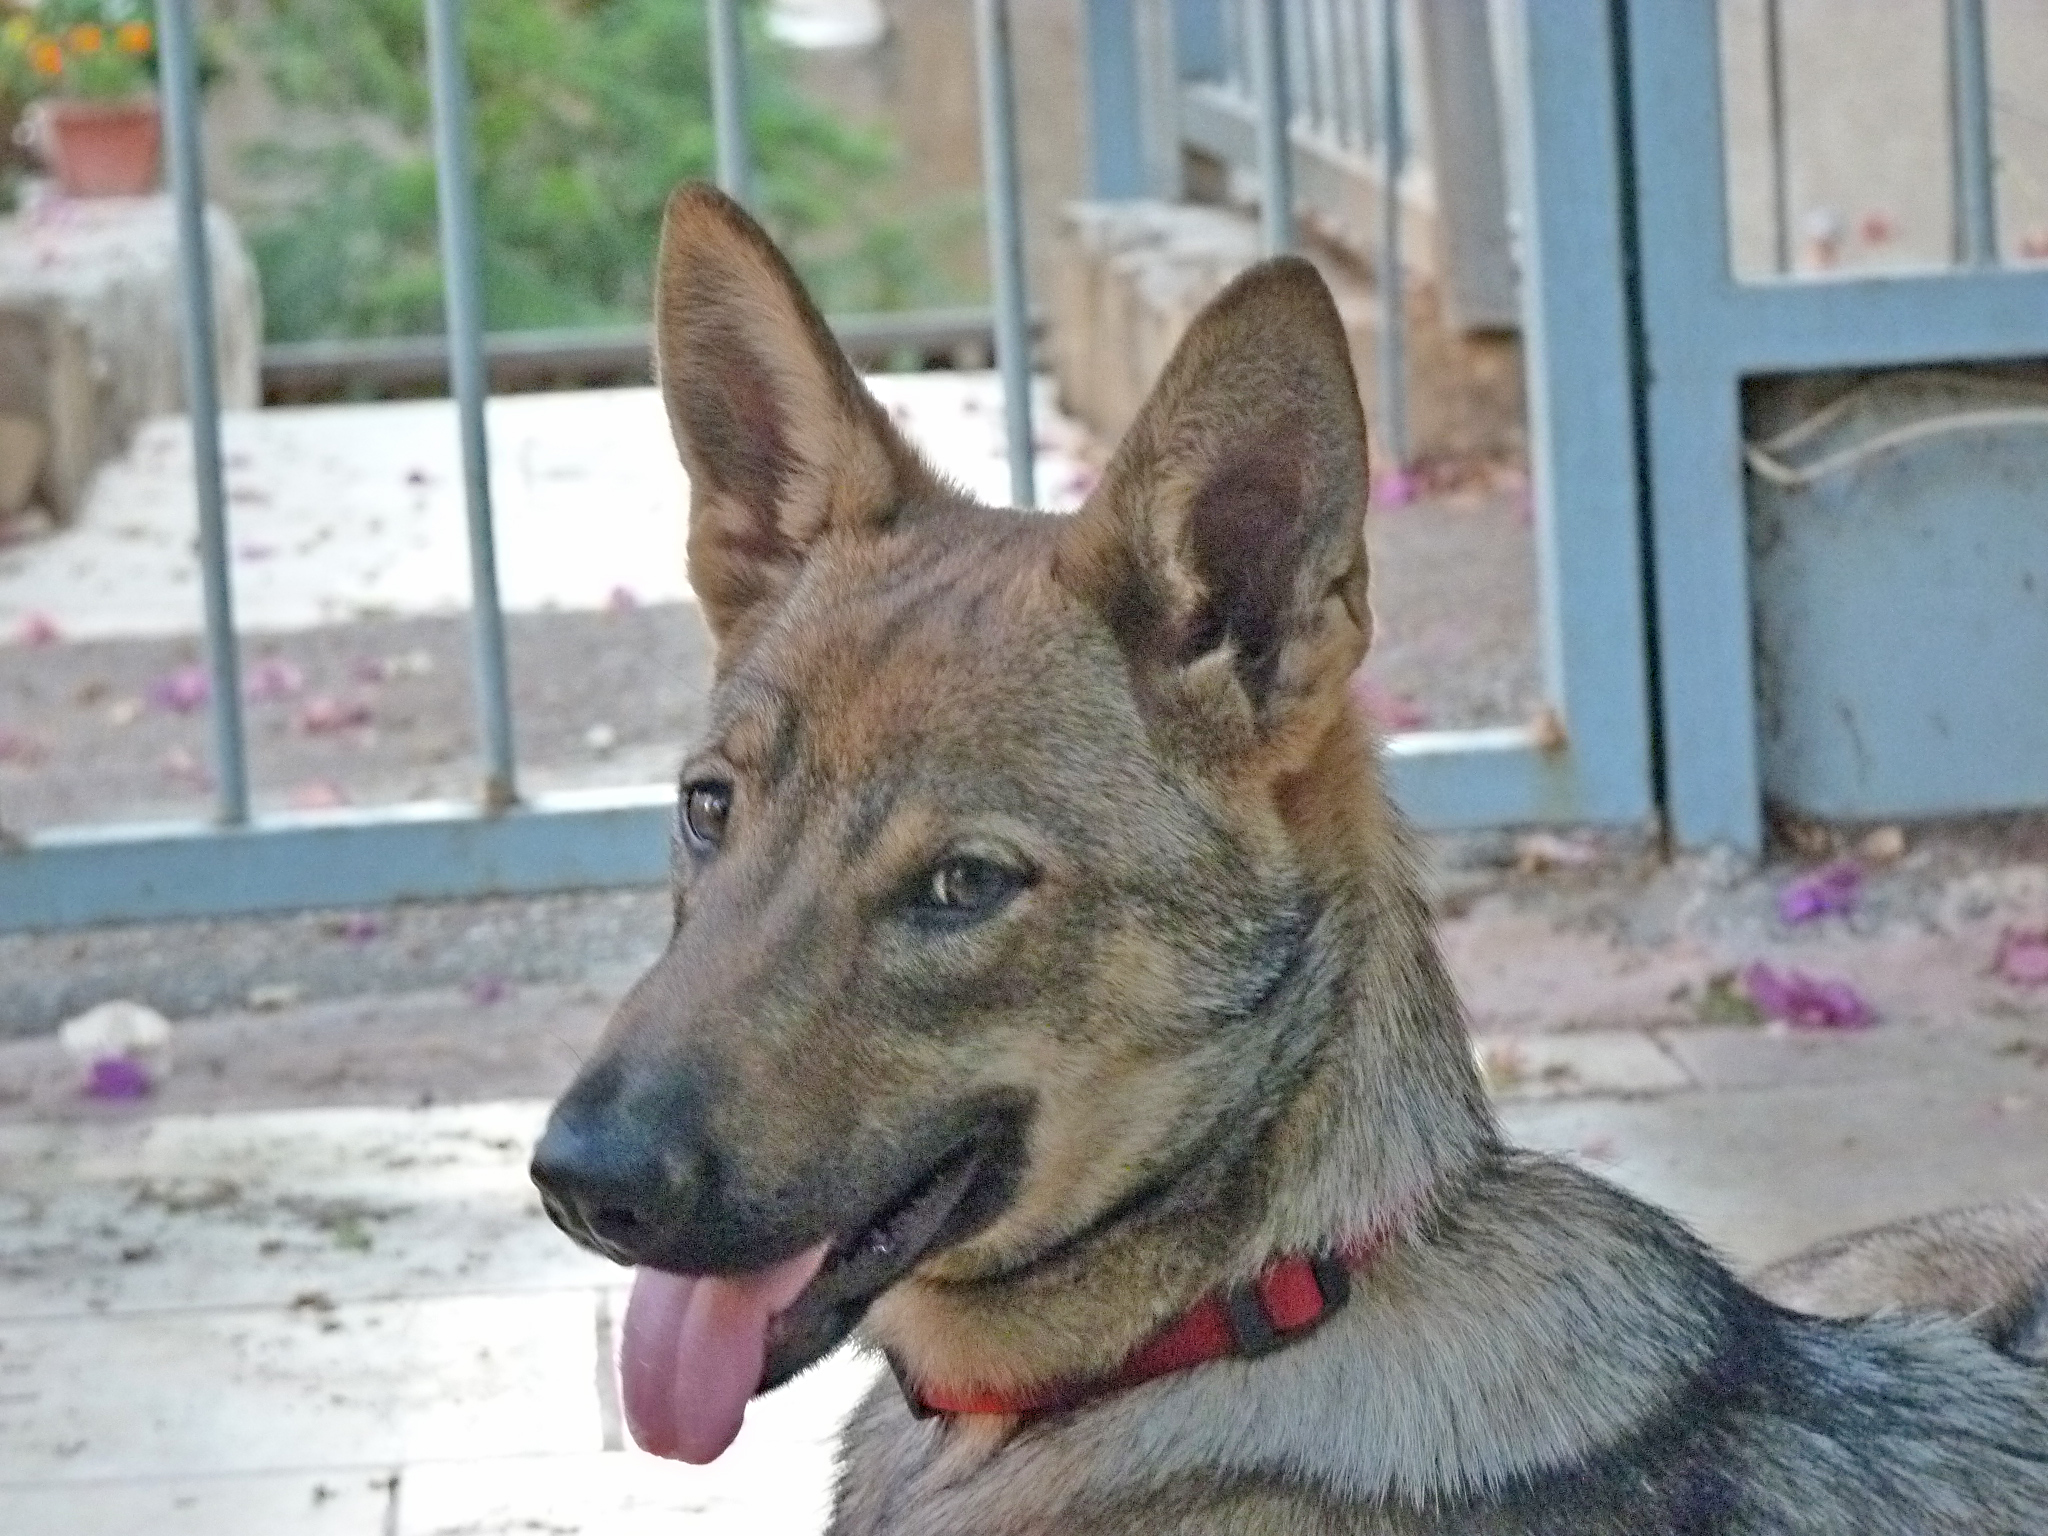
xmin=1248 ymin=0 xmax=1295 ymax=253
xmin=1084 ymin=0 xmax=1148 ymax=197
xmin=974 ymin=0 xmax=1037 ymax=508
xmin=1283 ymin=0 xmax=1312 ymax=131
xmin=1761 ymin=0 xmax=1791 ymax=273
xmin=1374 ymin=0 xmax=1408 ymax=467
xmin=1946 ymin=0 xmax=1998 ymax=266
xmin=425 ymin=0 xmax=518 ymax=810
xmin=157 ymin=0 xmax=248 ymax=826
xmin=1490 ymin=0 xmax=1656 ymax=831
xmin=1333 ymin=0 xmax=1368 ymax=152
xmin=1135 ymin=0 xmax=1185 ymax=198
xmin=707 ymin=0 xmax=753 ymax=207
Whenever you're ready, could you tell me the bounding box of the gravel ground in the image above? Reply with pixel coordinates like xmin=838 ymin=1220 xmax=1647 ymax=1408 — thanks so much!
xmin=0 ymin=485 xmax=1536 ymax=841
xmin=0 ymin=602 xmax=714 ymax=834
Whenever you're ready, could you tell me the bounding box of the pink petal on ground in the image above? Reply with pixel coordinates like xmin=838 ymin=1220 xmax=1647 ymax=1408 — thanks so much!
xmin=148 ymin=665 xmax=211 ymax=714
xmin=161 ymin=747 xmax=213 ymax=790
xmin=286 ymin=779 xmax=350 ymax=810
xmin=0 ymin=728 xmax=44 ymax=765
xmin=337 ymin=912 xmax=383 ymax=944
xmin=1994 ymin=928 xmax=2048 ymax=988
xmin=1347 ymin=672 xmax=1430 ymax=732
xmin=1373 ymin=468 xmax=1421 ymax=509
xmin=16 ymin=612 xmax=61 ymax=646
xmin=297 ymin=695 xmax=374 ymax=735
xmin=1776 ymin=860 xmax=1862 ymax=924
xmin=467 ymin=977 xmax=509 ymax=1006
xmin=1741 ymin=961 xmax=1874 ymax=1030
xmin=243 ymin=658 xmax=305 ymax=703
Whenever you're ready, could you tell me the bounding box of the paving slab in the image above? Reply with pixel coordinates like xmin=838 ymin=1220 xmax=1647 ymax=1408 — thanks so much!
xmin=0 ymin=1468 xmax=393 ymax=1536
xmin=1654 ymin=1013 xmax=2048 ymax=1095
xmin=0 ymin=1289 xmax=602 ymax=1484
xmin=1503 ymin=1076 xmax=2048 ymax=1271
xmin=1475 ymin=1028 xmax=1694 ymax=1100
xmin=0 ymin=1101 xmax=614 ymax=1320
xmin=396 ymin=1349 xmax=875 ymax=1536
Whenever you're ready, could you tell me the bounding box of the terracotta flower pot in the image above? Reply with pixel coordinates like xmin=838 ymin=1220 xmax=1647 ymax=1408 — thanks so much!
xmin=39 ymin=96 xmax=162 ymax=198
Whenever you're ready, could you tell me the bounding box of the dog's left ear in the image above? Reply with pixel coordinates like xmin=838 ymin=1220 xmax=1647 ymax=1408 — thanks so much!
xmin=655 ymin=183 xmax=939 ymax=654
xmin=1056 ymin=257 xmax=1371 ymax=756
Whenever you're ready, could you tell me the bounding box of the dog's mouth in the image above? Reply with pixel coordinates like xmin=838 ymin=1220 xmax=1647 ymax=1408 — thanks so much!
xmin=618 ymin=1133 xmax=1014 ymax=1464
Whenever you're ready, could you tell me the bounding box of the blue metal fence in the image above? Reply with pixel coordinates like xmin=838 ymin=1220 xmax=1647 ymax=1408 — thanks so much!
xmin=0 ymin=0 xmax=1671 ymax=934
xmin=1625 ymin=0 xmax=2048 ymax=851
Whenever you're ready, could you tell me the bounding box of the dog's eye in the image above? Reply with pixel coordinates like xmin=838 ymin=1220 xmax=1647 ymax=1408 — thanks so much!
xmin=919 ymin=856 xmax=1025 ymax=919
xmin=680 ymin=781 xmax=731 ymax=850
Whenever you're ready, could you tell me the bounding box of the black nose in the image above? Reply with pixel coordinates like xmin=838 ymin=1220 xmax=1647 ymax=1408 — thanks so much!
xmin=531 ymin=1070 xmax=702 ymax=1263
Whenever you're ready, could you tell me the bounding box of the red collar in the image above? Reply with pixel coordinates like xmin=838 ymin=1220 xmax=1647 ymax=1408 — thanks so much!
xmin=888 ymin=1232 xmax=1386 ymax=1420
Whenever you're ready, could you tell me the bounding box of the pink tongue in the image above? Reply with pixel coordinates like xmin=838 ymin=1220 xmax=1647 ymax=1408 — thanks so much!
xmin=618 ymin=1244 xmax=828 ymax=1464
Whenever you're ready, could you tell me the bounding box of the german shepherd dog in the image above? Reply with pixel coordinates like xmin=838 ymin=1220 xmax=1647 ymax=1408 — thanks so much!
xmin=532 ymin=185 xmax=2048 ymax=1533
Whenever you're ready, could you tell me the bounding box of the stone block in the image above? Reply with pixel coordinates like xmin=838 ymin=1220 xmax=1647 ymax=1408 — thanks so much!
xmin=0 ymin=195 xmax=260 ymax=522
xmin=1047 ymin=199 xmax=1526 ymax=465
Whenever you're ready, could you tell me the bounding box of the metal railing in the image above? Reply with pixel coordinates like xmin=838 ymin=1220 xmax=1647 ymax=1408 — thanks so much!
xmin=0 ymin=0 xmax=1041 ymax=931
xmin=1165 ymin=0 xmax=1520 ymax=468
xmin=1753 ymin=0 xmax=2004 ymax=274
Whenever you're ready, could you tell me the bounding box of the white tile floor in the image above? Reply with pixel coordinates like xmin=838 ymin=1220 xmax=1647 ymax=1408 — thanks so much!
xmin=0 ymin=375 xmax=1098 ymax=643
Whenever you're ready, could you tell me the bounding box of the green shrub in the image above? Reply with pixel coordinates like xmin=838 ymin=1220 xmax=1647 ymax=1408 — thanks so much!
xmin=242 ymin=0 xmax=957 ymax=342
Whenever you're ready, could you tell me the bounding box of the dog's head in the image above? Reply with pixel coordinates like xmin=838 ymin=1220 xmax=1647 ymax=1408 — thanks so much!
xmin=532 ymin=185 xmax=1381 ymax=1460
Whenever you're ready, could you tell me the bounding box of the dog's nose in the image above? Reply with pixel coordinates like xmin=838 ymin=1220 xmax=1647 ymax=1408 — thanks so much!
xmin=531 ymin=1083 xmax=701 ymax=1261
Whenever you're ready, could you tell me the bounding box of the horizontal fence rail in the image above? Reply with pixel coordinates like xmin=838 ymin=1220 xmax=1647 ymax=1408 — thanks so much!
xmin=260 ymin=309 xmax=1025 ymax=400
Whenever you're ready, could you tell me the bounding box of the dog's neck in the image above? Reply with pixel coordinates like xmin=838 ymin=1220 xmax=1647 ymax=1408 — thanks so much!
xmin=866 ymin=710 xmax=1500 ymax=1399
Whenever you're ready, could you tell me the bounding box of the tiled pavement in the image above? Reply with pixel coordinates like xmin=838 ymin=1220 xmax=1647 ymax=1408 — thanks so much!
xmin=2 ymin=1012 xmax=2045 ymax=1533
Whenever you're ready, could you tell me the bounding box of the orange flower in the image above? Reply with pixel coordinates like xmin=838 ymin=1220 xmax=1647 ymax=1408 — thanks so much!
xmin=114 ymin=20 xmax=151 ymax=54
xmin=28 ymin=36 xmax=62 ymax=75
xmin=67 ymin=23 xmax=104 ymax=54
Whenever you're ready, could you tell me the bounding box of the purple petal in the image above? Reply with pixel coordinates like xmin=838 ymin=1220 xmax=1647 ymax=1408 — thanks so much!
xmin=466 ymin=977 xmax=509 ymax=1006
xmin=243 ymin=659 xmax=305 ymax=703
xmin=147 ymin=665 xmax=211 ymax=714
xmin=1742 ymin=961 xmax=1874 ymax=1030
xmin=85 ymin=1056 xmax=153 ymax=1099
xmin=1776 ymin=860 xmax=1861 ymax=925
xmin=1373 ymin=469 xmax=1421 ymax=509
xmin=1996 ymin=928 xmax=2048 ymax=987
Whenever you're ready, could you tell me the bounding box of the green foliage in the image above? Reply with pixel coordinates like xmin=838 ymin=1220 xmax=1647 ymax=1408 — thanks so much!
xmin=242 ymin=0 xmax=956 ymax=342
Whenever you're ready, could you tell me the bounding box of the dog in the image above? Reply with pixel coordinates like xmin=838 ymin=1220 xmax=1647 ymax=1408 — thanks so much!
xmin=531 ymin=183 xmax=2048 ymax=1533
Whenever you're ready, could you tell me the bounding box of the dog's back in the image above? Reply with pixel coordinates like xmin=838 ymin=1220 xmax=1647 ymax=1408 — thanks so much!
xmin=1757 ymin=1199 xmax=2048 ymax=1363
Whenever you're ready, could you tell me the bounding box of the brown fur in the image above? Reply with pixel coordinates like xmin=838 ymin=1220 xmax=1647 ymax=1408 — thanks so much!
xmin=536 ymin=185 xmax=2048 ymax=1534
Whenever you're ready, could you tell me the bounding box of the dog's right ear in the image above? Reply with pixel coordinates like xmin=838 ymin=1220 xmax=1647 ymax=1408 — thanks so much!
xmin=1055 ymin=257 xmax=1372 ymax=764
xmin=656 ymin=184 xmax=937 ymax=654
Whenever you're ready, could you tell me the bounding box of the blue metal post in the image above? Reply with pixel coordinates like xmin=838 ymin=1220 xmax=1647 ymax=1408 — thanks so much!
xmin=1492 ymin=0 xmax=1657 ymax=830
xmin=974 ymin=0 xmax=1037 ymax=508
xmin=1373 ymin=0 xmax=1408 ymax=468
xmin=157 ymin=0 xmax=248 ymax=826
xmin=1762 ymin=0 xmax=1792 ymax=273
xmin=1085 ymin=0 xmax=1148 ymax=197
xmin=1946 ymin=0 xmax=1998 ymax=266
xmin=425 ymin=0 xmax=519 ymax=811
xmin=1247 ymin=0 xmax=1294 ymax=253
xmin=707 ymin=0 xmax=753 ymax=207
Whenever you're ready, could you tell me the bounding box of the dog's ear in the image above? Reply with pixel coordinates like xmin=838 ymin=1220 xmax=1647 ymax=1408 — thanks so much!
xmin=1056 ymin=257 xmax=1372 ymax=756
xmin=656 ymin=183 xmax=937 ymax=651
